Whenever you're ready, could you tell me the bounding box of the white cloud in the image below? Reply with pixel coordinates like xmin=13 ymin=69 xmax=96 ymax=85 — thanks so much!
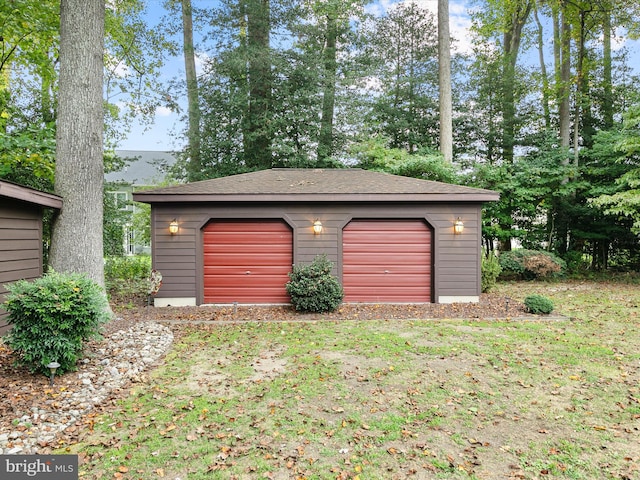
xmin=364 ymin=0 xmax=475 ymax=54
xmin=156 ymin=106 xmax=174 ymax=117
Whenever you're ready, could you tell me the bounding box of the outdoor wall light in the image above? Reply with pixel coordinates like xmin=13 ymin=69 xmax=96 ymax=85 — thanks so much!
xmin=454 ymin=217 xmax=464 ymax=234
xmin=313 ymin=219 xmax=323 ymax=235
xmin=169 ymin=219 xmax=179 ymax=234
xmin=46 ymin=361 xmax=60 ymax=387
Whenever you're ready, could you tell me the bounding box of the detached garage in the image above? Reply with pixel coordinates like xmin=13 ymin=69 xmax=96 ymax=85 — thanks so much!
xmin=133 ymin=168 xmax=499 ymax=307
xmin=0 ymin=180 xmax=63 ymax=333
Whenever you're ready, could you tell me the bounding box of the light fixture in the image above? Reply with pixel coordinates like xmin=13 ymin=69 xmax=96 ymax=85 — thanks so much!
xmin=169 ymin=219 xmax=179 ymax=234
xmin=313 ymin=219 xmax=323 ymax=235
xmin=454 ymin=217 xmax=464 ymax=234
xmin=46 ymin=361 xmax=60 ymax=387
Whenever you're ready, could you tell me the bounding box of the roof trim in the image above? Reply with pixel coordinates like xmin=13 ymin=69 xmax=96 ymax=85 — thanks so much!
xmin=0 ymin=180 xmax=63 ymax=209
xmin=133 ymin=192 xmax=500 ymax=203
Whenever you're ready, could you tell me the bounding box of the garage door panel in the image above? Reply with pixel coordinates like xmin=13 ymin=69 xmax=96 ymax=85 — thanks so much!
xmin=344 ymin=222 xmax=427 ymax=232
xmin=343 ymin=220 xmax=431 ymax=303
xmin=203 ymin=275 xmax=288 ymax=288
xmin=203 ymin=221 xmax=292 ymax=303
xmin=204 ymin=290 xmax=287 ymax=303
xmin=204 ymin=253 xmax=292 ymax=266
xmin=204 ymin=246 xmax=292 ymax=256
xmin=344 ymin=287 xmax=428 ymax=303
xmin=203 ymin=233 xmax=291 ymax=245
xmin=343 ymin=265 xmax=431 ymax=275
xmin=343 ymin=244 xmax=431 ymax=254
xmin=204 ymin=266 xmax=292 ymax=276
xmin=340 ymin=252 xmax=431 ymax=266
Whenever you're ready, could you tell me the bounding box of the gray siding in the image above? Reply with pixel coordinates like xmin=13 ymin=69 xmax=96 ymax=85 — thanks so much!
xmin=0 ymin=202 xmax=44 ymax=333
xmin=150 ymin=202 xmax=483 ymax=304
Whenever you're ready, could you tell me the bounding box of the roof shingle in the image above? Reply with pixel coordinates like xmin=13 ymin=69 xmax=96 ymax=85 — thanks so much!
xmin=133 ymin=168 xmax=499 ymax=203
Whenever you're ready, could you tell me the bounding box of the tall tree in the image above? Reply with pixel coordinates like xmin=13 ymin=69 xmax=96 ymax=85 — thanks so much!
xmin=316 ymin=4 xmax=338 ymax=163
xmin=438 ymin=0 xmax=453 ymax=162
xmin=243 ymin=0 xmax=273 ymax=169
xmin=501 ymin=1 xmax=532 ymax=165
xmin=365 ymin=2 xmax=439 ymax=153
xmin=49 ymin=0 xmax=106 ymax=286
xmin=181 ymin=0 xmax=202 ymax=180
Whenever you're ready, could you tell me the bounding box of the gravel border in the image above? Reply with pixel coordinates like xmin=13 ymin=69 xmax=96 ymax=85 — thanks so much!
xmin=0 ymin=321 xmax=173 ymax=454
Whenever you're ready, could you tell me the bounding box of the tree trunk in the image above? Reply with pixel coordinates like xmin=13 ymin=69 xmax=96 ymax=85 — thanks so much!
xmin=438 ymin=0 xmax=453 ymax=162
xmin=533 ymin=1 xmax=550 ymax=129
xmin=602 ymin=5 xmax=613 ymax=129
xmin=558 ymin=7 xmax=571 ymax=150
xmin=317 ymin=12 xmax=337 ymax=163
xmin=182 ymin=0 xmax=202 ymax=181
xmin=244 ymin=0 xmax=273 ymax=170
xmin=501 ymin=1 xmax=531 ymax=166
xmin=49 ymin=0 xmax=105 ymax=287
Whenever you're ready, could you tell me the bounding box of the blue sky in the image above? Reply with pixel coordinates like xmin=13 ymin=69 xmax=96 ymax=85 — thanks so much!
xmin=117 ymin=0 xmax=637 ymax=152
xmin=118 ymin=0 xmax=472 ymax=152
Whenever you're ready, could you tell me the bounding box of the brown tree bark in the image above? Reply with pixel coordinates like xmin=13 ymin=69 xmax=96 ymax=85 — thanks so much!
xmin=49 ymin=0 xmax=106 ymax=287
xmin=438 ymin=0 xmax=453 ymax=162
xmin=182 ymin=0 xmax=202 ymax=181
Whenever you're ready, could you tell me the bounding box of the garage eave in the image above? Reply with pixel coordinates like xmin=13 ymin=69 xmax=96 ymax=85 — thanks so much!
xmin=133 ymin=192 xmax=500 ymax=204
xmin=0 ymin=180 xmax=63 ymax=209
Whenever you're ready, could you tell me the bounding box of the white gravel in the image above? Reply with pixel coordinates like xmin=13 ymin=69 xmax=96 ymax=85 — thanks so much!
xmin=0 ymin=321 xmax=173 ymax=454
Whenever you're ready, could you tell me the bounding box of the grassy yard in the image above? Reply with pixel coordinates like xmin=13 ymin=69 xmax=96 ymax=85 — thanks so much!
xmin=65 ymin=281 xmax=640 ymax=479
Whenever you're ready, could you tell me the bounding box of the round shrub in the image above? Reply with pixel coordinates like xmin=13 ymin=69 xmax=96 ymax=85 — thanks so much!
xmin=3 ymin=271 xmax=111 ymax=375
xmin=286 ymin=254 xmax=344 ymax=313
xmin=499 ymin=249 xmax=566 ymax=280
xmin=524 ymin=294 xmax=554 ymax=314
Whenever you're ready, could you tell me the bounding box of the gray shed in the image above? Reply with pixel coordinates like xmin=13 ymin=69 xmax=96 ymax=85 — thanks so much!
xmin=0 ymin=180 xmax=63 ymax=333
xmin=133 ymin=168 xmax=499 ymax=307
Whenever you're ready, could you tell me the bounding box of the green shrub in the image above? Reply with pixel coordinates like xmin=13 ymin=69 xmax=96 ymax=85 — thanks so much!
xmin=499 ymin=249 xmax=566 ymax=279
xmin=286 ymin=254 xmax=344 ymax=313
xmin=481 ymin=250 xmax=502 ymax=292
xmin=104 ymin=255 xmax=151 ymax=282
xmin=105 ymin=256 xmax=152 ymax=305
xmin=3 ymin=271 xmax=110 ymax=375
xmin=524 ymin=294 xmax=555 ymax=314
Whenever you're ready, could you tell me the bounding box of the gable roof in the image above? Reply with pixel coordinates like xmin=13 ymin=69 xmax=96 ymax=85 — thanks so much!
xmin=133 ymin=168 xmax=499 ymax=203
xmin=0 ymin=180 xmax=63 ymax=209
xmin=105 ymin=150 xmax=177 ymax=186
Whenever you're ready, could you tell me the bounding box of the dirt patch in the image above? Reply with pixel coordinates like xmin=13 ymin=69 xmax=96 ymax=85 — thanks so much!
xmin=249 ymin=346 xmax=288 ymax=381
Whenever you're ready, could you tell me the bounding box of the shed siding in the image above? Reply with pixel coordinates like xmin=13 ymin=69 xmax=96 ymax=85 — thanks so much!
xmin=0 ymin=202 xmax=44 ymax=333
xmin=149 ymin=202 xmax=482 ymax=304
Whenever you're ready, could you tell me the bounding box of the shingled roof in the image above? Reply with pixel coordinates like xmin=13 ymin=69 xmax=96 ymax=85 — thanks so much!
xmin=133 ymin=168 xmax=499 ymax=203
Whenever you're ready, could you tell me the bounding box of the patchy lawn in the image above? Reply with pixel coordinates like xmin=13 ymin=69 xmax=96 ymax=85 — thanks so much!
xmin=60 ymin=280 xmax=640 ymax=480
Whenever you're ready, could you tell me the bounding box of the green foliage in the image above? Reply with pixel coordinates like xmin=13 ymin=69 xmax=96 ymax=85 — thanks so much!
xmin=104 ymin=256 xmax=152 ymax=306
xmin=481 ymin=250 xmax=502 ymax=292
xmin=0 ymin=126 xmax=56 ymax=190
xmin=589 ymin=105 xmax=640 ymax=234
xmin=3 ymin=271 xmax=110 ymax=375
xmin=524 ymin=294 xmax=554 ymax=315
xmin=351 ymin=137 xmax=459 ymax=183
xmin=286 ymin=255 xmax=344 ymax=313
xmin=103 ymin=186 xmax=131 ymax=256
xmin=499 ymin=249 xmax=566 ymax=280
xmin=105 ymin=255 xmax=151 ymax=282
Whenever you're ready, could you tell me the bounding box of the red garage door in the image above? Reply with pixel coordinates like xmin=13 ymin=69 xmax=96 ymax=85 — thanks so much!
xmin=343 ymin=220 xmax=432 ymax=303
xmin=203 ymin=220 xmax=292 ymax=303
